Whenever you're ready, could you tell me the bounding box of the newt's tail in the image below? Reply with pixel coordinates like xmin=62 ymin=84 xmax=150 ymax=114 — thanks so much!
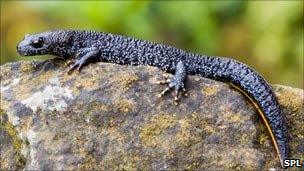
xmin=194 ymin=56 xmax=289 ymax=167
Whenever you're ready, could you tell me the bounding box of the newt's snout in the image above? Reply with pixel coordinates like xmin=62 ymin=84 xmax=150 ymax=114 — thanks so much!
xmin=17 ymin=37 xmax=37 ymax=56
xmin=16 ymin=40 xmax=30 ymax=56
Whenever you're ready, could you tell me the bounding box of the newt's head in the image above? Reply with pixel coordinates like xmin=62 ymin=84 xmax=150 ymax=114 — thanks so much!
xmin=17 ymin=30 xmax=74 ymax=57
xmin=17 ymin=31 xmax=54 ymax=56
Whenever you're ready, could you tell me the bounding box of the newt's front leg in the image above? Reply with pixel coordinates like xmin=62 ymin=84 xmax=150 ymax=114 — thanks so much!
xmin=157 ymin=61 xmax=188 ymax=105
xmin=68 ymin=47 xmax=100 ymax=74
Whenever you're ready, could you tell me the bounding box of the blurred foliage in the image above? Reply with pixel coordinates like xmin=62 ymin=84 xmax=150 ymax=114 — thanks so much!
xmin=1 ymin=1 xmax=303 ymax=88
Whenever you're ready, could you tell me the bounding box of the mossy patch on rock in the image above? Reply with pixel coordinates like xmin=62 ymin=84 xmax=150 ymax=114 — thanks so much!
xmin=140 ymin=113 xmax=177 ymax=148
xmin=0 ymin=110 xmax=26 ymax=170
xmin=108 ymin=72 xmax=139 ymax=91
xmin=201 ymin=85 xmax=219 ymax=96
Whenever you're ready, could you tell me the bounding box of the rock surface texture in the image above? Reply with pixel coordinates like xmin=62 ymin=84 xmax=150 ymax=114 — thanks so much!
xmin=1 ymin=59 xmax=303 ymax=170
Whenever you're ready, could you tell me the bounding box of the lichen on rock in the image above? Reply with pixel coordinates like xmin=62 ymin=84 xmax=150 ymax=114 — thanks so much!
xmin=0 ymin=59 xmax=303 ymax=170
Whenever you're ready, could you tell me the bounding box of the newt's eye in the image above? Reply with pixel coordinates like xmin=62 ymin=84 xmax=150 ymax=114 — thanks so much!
xmin=32 ymin=37 xmax=44 ymax=48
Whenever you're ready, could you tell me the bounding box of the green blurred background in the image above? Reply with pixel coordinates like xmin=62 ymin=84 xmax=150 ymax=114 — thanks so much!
xmin=1 ymin=1 xmax=303 ymax=88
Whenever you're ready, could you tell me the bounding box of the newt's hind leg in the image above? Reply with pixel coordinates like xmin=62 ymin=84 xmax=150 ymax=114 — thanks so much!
xmin=68 ymin=47 xmax=100 ymax=74
xmin=157 ymin=61 xmax=188 ymax=105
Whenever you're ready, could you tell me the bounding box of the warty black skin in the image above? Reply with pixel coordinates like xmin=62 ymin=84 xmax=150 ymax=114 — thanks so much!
xmin=17 ymin=30 xmax=288 ymax=167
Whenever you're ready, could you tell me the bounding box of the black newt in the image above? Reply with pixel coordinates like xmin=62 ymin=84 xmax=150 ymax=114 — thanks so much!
xmin=16 ymin=30 xmax=289 ymax=167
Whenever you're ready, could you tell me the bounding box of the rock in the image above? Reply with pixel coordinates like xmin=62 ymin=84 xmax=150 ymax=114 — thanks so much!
xmin=1 ymin=59 xmax=303 ymax=170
